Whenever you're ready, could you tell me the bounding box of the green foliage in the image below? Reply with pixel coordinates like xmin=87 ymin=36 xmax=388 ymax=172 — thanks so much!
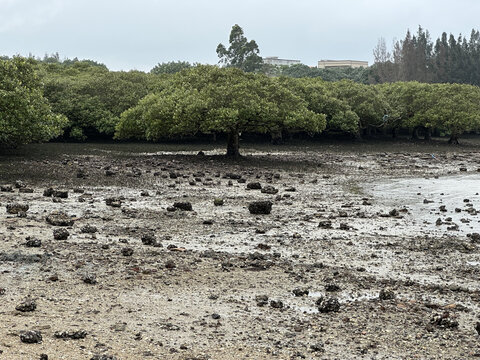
xmin=116 ymin=66 xmax=326 ymax=155
xmin=217 ymin=24 xmax=263 ymax=73
xmin=0 ymin=57 xmax=67 ymax=147
xmin=150 ymin=61 xmax=192 ymax=74
xmin=40 ymin=62 xmax=152 ymax=140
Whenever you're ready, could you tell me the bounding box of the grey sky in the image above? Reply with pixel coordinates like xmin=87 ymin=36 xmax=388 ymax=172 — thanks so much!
xmin=1 ymin=0 xmax=479 ymax=71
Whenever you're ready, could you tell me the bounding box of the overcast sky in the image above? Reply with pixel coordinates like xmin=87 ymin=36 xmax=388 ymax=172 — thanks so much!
xmin=1 ymin=0 xmax=479 ymax=71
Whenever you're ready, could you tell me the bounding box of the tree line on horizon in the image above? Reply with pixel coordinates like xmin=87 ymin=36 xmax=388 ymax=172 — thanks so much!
xmin=1 ymin=25 xmax=480 ymax=156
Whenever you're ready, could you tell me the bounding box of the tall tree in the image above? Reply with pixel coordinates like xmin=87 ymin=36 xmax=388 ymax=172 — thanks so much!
xmin=216 ymin=24 xmax=263 ymax=73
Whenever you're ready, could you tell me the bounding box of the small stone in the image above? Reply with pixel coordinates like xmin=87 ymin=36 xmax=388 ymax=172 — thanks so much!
xmin=310 ymin=343 xmax=325 ymax=352
xmin=247 ymin=182 xmax=262 ymax=190
xmin=43 ymin=187 xmax=54 ymax=197
xmin=121 ymin=247 xmax=134 ymax=256
xmin=318 ymin=220 xmax=333 ymax=229
xmin=165 ymin=260 xmax=176 ymax=269
xmin=54 ymin=330 xmax=87 ymax=340
xmin=173 ymin=202 xmax=193 ymax=211
xmin=261 ymin=185 xmax=278 ymax=194
xmin=317 ymin=296 xmax=340 ymax=313
xmin=105 ymin=197 xmax=122 ymax=207
xmin=82 ymin=274 xmax=97 ymax=285
xmin=379 ymin=287 xmax=396 ymax=300
xmin=81 ymin=224 xmax=98 ymax=234
xmin=248 ymin=201 xmax=272 ymax=215
xmin=211 ymin=313 xmax=221 ymax=319
xmin=270 ymin=300 xmax=284 ymax=309
xmin=16 ymin=298 xmax=36 ymax=312
xmin=46 ymin=211 xmax=74 ymax=226
xmin=20 ymin=330 xmax=42 ymax=344
xmin=255 ymin=295 xmax=269 ymax=307
xmin=6 ymin=203 xmax=29 ymax=214
xmin=53 ymin=228 xmax=69 ymax=240
xmin=25 ymin=237 xmax=41 ymax=248
xmin=53 ymin=190 xmax=68 ymax=198
xmin=292 ymin=288 xmax=309 ymax=297
xmin=214 ymin=198 xmax=224 ymax=206
xmin=141 ymin=234 xmax=157 ymax=246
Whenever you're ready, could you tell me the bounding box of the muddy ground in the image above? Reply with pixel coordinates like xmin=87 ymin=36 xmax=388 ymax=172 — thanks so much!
xmin=1 ymin=139 xmax=480 ymax=360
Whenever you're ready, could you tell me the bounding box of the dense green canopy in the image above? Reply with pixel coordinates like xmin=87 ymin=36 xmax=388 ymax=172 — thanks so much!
xmin=0 ymin=57 xmax=67 ymax=147
xmin=115 ymin=66 xmax=326 ymax=156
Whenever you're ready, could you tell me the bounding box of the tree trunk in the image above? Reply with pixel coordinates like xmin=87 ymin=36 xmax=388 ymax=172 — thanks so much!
xmin=212 ymin=132 xmax=217 ymax=142
xmin=392 ymin=127 xmax=398 ymax=138
xmin=271 ymin=130 xmax=283 ymax=145
xmin=226 ymin=131 xmax=240 ymax=157
xmin=448 ymin=135 xmax=459 ymax=145
xmin=424 ymin=128 xmax=432 ymax=141
xmin=411 ymin=126 xmax=420 ymax=140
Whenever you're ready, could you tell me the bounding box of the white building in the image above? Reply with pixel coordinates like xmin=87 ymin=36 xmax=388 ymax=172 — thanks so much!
xmin=263 ymin=56 xmax=301 ymax=66
xmin=317 ymin=60 xmax=368 ymax=69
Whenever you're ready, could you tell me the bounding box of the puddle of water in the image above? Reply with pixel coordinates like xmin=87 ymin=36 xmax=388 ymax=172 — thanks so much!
xmin=371 ymin=174 xmax=480 ymax=235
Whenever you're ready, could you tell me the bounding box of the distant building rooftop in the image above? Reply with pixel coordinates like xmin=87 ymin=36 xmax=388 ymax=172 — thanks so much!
xmin=317 ymin=60 xmax=368 ymax=69
xmin=263 ymin=56 xmax=301 ymax=66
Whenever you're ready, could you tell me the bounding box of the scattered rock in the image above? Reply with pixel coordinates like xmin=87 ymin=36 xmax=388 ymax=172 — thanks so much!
xmin=255 ymin=295 xmax=269 ymax=307
xmin=25 ymin=237 xmax=41 ymax=248
xmin=248 ymin=201 xmax=272 ymax=215
xmin=261 ymin=185 xmax=278 ymax=194
xmin=53 ymin=190 xmax=68 ymax=198
xmin=310 ymin=343 xmax=325 ymax=352
xmin=6 ymin=203 xmax=29 ymax=214
xmin=431 ymin=312 xmax=458 ymax=329
xmin=81 ymin=224 xmax=98 ymax=234
xmin=316 ymin=296 xmax=340 ymax=313
xmin=16 ymin=298 xmax=37 ymax=312
xmin=43 ymin=188 xmax=54 ymax=197
xmin=292 ymin=288 xmax=309 ymax=297
xmin=214 ymin=198 xmax=224 ymax=206
xmin=105 ymin=197 xmax=122 ymax=208
xmin=20 ymin=330 xmax=42 ymax=344
xmin=82 ymin=274 xmax=97 ymax=285
xmin=121 ymin=247 xmax=134 ymax=256
xmin=318 ymin=220 xmax=333 ymax=229
xmin=173 ymin=202 xmax=193 ymax=211
xmin=379 ymin=287 xmax=396 ymax=300
xmin=53 ymin=228 xmax=70 ymax=240
xmin=46 ymin=211 xmax=74 ymax=226
xmin=247 ymin=182 xmax=262 ymax=190
xmin=270 ymin=300 xmax=284 ymax=309
xmin=54 ymin=330 xmax=87 ymax=340
xmin=165 ymin=260 xmax=176 ymax=269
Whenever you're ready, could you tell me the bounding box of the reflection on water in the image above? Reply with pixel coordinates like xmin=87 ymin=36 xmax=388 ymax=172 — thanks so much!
xmin=371 ymin=174 xmax=480 ymax=235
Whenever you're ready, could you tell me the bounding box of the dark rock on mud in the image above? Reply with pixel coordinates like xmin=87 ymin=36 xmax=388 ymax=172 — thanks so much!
xmin=165 ymin=260 xmax=176 ymax=269
xmin=81 ymin=225 xmax=98 ymax=234
xmin=54 ymin=330 xmax=87 ymax=340
xmin=1 ymin=185 xmax=14 ymax=192
xmin=15 ymin=298 xmax=37 ymax=312
xmin=310 ymin=343 xmax=325 ymax=352
xmin=141 ymin=234 xmax=157 ymax=246
xmin=91 ymin=355 xmax=117 ymax=360
xmin=53 ymin=228 xmax=70 ymax=240
xmin=82 ymin=274 xmax=97 ymax=285
xmin=25 ymin=237 xmax=41 ymax=248
xmin=121 ymin=247 xmax=134 ymax=256
xmin=293 ymin=288 xmax=309 ymax=297
xmin=247 ymin=182 xmax=262 ymax=190
xmin=20 ymin=330 xmax=42 ymax=344
xmin=214 ymin=198 xmax=224 ymax=206
xmin=431 ymin=312 xmax=458 ymax=329
xmin=255 ymin=295 xmax=269 ymax=307
xmin=18 ymin=188 xmax=34 ymax=193
xmin=379 ymin=287 xmax=396 ymax=300
xmin=6 ymin=203 xmax=29 ymax=214
xmin=43 ymin=187 xmax=55 ymax=197
xmin=53 ymin=190 xmax=68 ymax=198
xmin=318 ymin=220 xmax=333 ymax=229
xmin=46 ymin=211 xmax=74 ymax=226
xmin=173 ymin=202 xmax=193 ymax=211
xmin=248 ymin=201 xmax=272 ymax=215
xmin=317 ymin=296 xmax=341 ymax=313
xmin=325 ymin=283 xmax=341 ymax=292
xmin=261 ymin=185 xmax=279 ymax=194
xmin=270 ymin=300 xmax=284 ymax=309
xmin=105 ymin=197 xmax=122 ymax=208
